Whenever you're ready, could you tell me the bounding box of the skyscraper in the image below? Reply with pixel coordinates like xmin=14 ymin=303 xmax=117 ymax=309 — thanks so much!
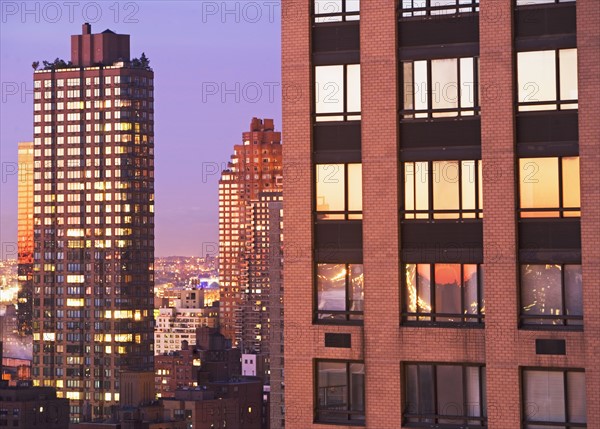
xmin=17 ymin=142 xmax=34 ymax=336
xmin=32 ymin=23 xmax=155 ymax=422
xmin=283 ymin=1 xmax=599 ymax=428
xmin=218 ymin=118 xmax=283 ymax=350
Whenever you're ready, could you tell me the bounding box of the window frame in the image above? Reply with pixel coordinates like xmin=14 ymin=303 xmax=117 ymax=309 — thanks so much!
xmin=401 ymin=56 xmax=480 ymax=119
xmin=403 ymin=160 xmax=483 ymax=220
xmin=400 ymin=0 xmax=479 ymax=18
xmin=402 ymin=263 xmax=485 ymax=326
xmin=315 ymin=163 xmax=362 ymax=221
xmin=516 ymin=48 xmax=578 ymax=112
xmin=403 ymin=362 xmax=487 ymax=428
xmin=521 ymin=367 xmax=586 ymax=429
xmin=517 ymin=156 xmax=580 ymax=218
xmin=313 ymin=0 xmax=360 ymax=23
xmin=314 ymin=64 xmax=362 ymax=122
xmin=315 ymin=359 xmax=366 ymax=425
xmin=315 ymin=262 xmax=364 ymax=324
xmin=519 ymin=263 xmax=583 ymax=329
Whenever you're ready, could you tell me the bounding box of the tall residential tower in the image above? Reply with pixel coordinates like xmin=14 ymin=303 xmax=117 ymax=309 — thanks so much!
xmin=32 ymin=23 xmax=155 ymax=422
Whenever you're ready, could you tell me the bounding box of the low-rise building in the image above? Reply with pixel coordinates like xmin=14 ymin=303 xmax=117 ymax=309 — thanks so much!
xmin=0 ymin=383 xmax=69 ymax=428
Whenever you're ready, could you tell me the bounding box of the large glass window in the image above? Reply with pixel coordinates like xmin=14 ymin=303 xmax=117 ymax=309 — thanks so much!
xmin=316 ymin=361 xmax=365 ymax=423
xmin=520 ymin=264 xmax=583 ymax=327
xmin=316 ymin=263 xmax=363 ymax=322
xmin=402 ymin=57 xmax=479 ymax=118
xmin=404 ymin=363 xmax=487 ymax=427
xmin=404 ymin=160 xmax=483 ymax=219
xmin=401 ymin=0 xmax=479 ymax=17
xmin=315 ymin=64 xmax=361 ymax=121
xmin=523 ymin=369 xmax=586 ymax=429
xmin=314 ymin=0 xmax=360 ymax=22
xmin=518 ymin=157 xmax=580 ymax=218
xmin=404 ymin=264 xmax=484 ymax=324
xmin=316 ymin=163 xmax=362 ymax=220
xmin=517 ymin=49 xmax=578 ymax=111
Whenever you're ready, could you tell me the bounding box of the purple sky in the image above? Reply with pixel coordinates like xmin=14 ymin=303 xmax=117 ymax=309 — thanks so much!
xmin=0 ymin=1 xmax=282 ymax=258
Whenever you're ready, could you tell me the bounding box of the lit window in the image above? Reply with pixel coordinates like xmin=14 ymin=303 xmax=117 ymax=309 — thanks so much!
xmin=316 ymin=163 xmax=362 ymax=220
xmin=316 ymin=264 xmax=363 ymax=322
xmin=315 ymin=64 xmax=361 ymax=121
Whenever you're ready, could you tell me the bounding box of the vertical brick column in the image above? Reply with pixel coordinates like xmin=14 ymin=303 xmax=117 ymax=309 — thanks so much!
xmin=578 ymin=2 xmax=600 ymax=426
xmin=282 ymin=0 xmax=314 ymax=427
xmin=361 ymin=2 xmax=402 ymax=428
xmin=479 ymin=2 xmax=520 ymax=428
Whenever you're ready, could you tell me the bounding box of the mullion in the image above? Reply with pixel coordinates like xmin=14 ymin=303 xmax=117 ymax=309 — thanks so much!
xmin=558 ymin=156 xmax=564 ymax=217
xmin=560 ymin=264 xmax=568 ymax=326
xmin=556 ymin=50 xmax=561 ymax=110
xmin=474 ymin=57 xmax=480 ymax=113
xmin=460 ymin=264 xmax=466 ymax=323
xmin=458 ymin=161 xmax=463 ymax=218
xmin=428 ymin=161 xmax=434 ymax=219
xmin=343 ymin=65 xmax=348 ymax=121
xmin=427 ymin=61 xmax=433 ymax=118
xmin=345 ymin=263 xmax=350 ymax=321
xmin=563 ymin=370 xmax=569 ymax=425
xmin=431 ymin=264 xmax=437 ymax=323
xmin=457 ymin=58 xmax=463 ymax=117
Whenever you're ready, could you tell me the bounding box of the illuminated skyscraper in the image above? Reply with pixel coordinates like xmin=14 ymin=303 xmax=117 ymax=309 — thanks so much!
xmin=32 ymin=23 xmax=155 ymax=422
xmin=17 ymin=141 xmax=34 ymax=336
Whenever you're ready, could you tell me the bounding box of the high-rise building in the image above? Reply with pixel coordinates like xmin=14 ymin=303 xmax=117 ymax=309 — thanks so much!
xmin=283 ymin=1 xmax=599 ymax=428
xmin=218 ymin=118 xmax=283 ymax=348
xmin=32 ymin=23 xmax=155 ymax=422
xmin=17 ymin=142 xmax=34 ymax=336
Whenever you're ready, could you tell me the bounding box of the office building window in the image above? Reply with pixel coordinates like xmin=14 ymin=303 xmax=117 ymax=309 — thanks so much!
xmin=401 ymin=0 xmax=479 ymax=17
xmin=316 ymin=263 xmax=364 ymax=322
xmin=518 ymin=157 xmax=580 ymax=218
xmin=404 ymin=363 xmax=487 ymax=427
xmin=403 ymin=264 xmax=484 ymax=325
xmin=315 ymin=64 xmax=361 ymax=121
xmin=522 ymin=369 xmax=586 ymax=429
xmin=316 ymin=360 xmax=365 ymax=424
xmin=404 ymin=160 xmax=483 ymax=219
xmin=517 ymin=49 xmax=578 ymax=111
xmin=316 ymin=163 xmax=362 ymax=220
xmin=520 ymin=264 xmax=583 ymax=327
xmin=314 ymin=0 xmax=360 ymax=22
xmin=402 ymin=57 xmax=479 ymax=118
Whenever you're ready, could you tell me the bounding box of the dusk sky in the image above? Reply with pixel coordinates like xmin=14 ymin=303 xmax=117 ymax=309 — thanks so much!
xmin=0 ymin=1 xmax=282 ymax=257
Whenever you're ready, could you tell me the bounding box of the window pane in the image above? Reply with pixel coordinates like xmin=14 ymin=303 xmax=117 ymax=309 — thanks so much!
xmin=461 ymin=160 xmax=476 ymax=211
xmin=436 ymin=365 xmax=463 ymax=421
xmin=349 ymin=363 xmax=365 ymax=416
xmin=403 ymin=62 xmax=414 ymax=111
xmin=564 ymin=265 xmax=583 ymax=324
xmin=346 ymin=64 xmax=361 ymax=113
xmin=524 ymin=370 xmax=566 ymax=423
xmin=433 ymin=161 xmax=460 ymax=219
xmin=560 ymin=49 xmax=578 ymax=101
xmin=405 ymin=264 xmax=418 ymax=315
xmin=317 ymin=264 xmax=346 ymax=317
xmin=460 ymin=58 xmax=475 ymax=108
xmin=432 ymin=59 xmax=458 ymax=116
xmin=415 ymin=162 xmax=429 ymax=217
xmin=414 ymin=61 xmax=428 ymax=113
xmin=315 ymin=66 xmax=344 ymax=114
xmin=417 ymin=264 xmax=432 ymax=315
xmin=567 ymin=372 xmax=586 ymax=423
xmin=405 ymin=365 xmax=420 ymax=422
xmin=318 ymin=361 xmax=347 ymax=420
xmin=519 ymin=158 xmax=559 ymax=215
xmin=463 ymin=264 xmax=479 ymax=318
xmin=521 ymin=265 xmax=563 ymax=325
xmin=562 ymin=157 xmax=580 ymax=209
xmin=316 ymin=164 xmax=345 ymax=212
xmin=349 ymin=264 xmax=364 ymax=315
xmin=418 ymin=365 xmax=435 ymax=421
xmin=347 ymin=163 xmax=362 ymax=212
xmin=518 ymin=51 xmax=557 ymax=104
xmin=405 ymin=163 xmax=416 ymax=214
xmin=435 ymin=264 xmax=462 ymax=321
xmin=466 ymin=367 xmax=481 ymax=418
xmin=314 ymin=0 xmax=342 ymax=22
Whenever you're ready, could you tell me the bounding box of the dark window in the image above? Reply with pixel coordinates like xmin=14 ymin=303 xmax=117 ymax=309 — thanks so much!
xmin=315 ymin=65 xmax=361 ymax=122
xmin=404 ymin=363 xmax=487 ymax=427
xmin=403 ymin=160 xmax=483 ymax=219
xmin=316 ymin=360 xmax=365 ymax=424
xmin=402 ymin=57 xmax=480 ymax=118
xmin=314 ymin=0 xmax=360 ymax=22
xmin=316 ymin=163 xmax=362 ymax=220
xmin=400 ymin=0 xmax=479 ymax=17
xmin=403 ymin=264 xmax=484 ymax=325
xmin=517 ymin=49 xmax=578 ymax=111
xmin=520 ymin=264 xmax=583 ymax=327
xmin=316 ymin=263 xmax=364 ymax=322
xmin=522 ymin=369 xmax=586 ymax=428
xmin=518 ymin=157 xmax=580 ymax=218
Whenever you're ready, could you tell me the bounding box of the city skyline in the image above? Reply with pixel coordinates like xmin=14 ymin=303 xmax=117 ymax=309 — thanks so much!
xmin=0 ymin=3 xmax=282 ymax=257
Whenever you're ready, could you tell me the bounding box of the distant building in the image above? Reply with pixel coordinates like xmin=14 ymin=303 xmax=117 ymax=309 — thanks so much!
xmin=154 ymin=306 xmax=218 ymax=356
xmin=0 ymin=384 xmax=70 ymax=428
xmin=17 ymin=142 xmax=34 ymax=336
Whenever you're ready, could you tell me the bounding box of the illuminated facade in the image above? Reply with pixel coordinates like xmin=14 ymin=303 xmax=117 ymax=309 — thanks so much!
xmin=218 ymin=118 xmax=282 ymax=347
xmin=17 ymin=141 xmax=34 ymax=336
xmin=154 ymin=306 xmax=218 ymax=356
xmin=32 ymin=23 xmax=154 ymax=422
xmin=283 ymin=1 xmax=599 ymax=428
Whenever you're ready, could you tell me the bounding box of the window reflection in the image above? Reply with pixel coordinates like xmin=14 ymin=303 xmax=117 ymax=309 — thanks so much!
xmin=520 ymin=264 xmax=583 ymax=327
xmin=316 ymin=163 xmax=362 ymax=220
xmin=401 ymin=0 xmax=479 ymax=17
xmin=404 ymin=263 xmax=484 ymax=324
xmin=315 ymin=64 xmax=361 ymax=122
xmin=314 ymin=0 xmax=360 ymax=23
xmin=517 ymin=49 xmax=578 ymax=111
xmin=317 ymin=361 xmax=365 ymax=423
xmin=519 ymin=157 xmax=580 ymax=217
xmin=317 ymin=263 xmax=364 ymax=321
